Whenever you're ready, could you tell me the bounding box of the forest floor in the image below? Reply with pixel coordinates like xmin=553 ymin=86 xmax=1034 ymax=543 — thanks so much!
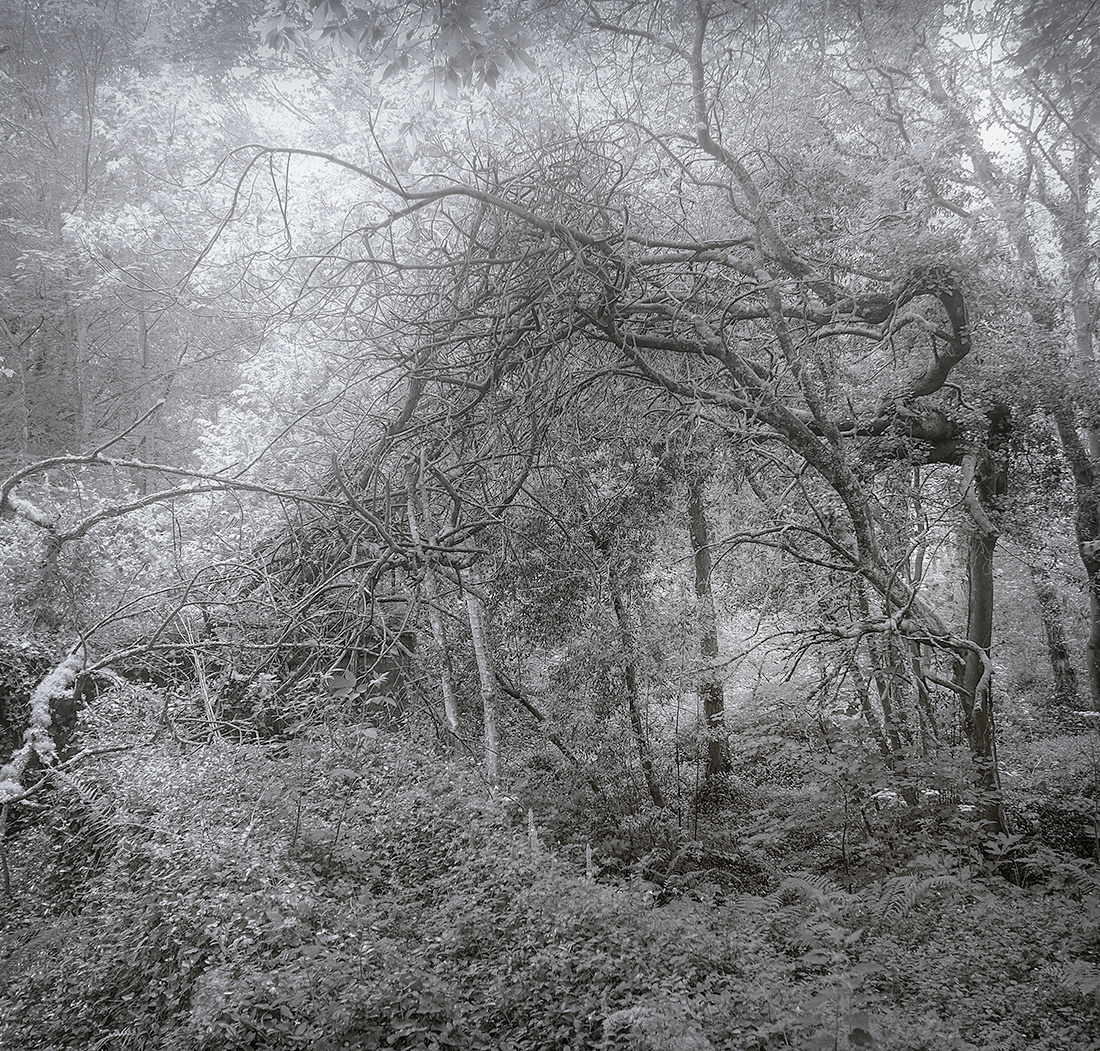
xmin=1 ymin=720 xmax=1099 ymax=1051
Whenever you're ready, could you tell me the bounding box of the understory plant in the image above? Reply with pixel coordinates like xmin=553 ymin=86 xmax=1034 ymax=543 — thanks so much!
xmin=0 ymin=732 xmax=1098 ymax=1051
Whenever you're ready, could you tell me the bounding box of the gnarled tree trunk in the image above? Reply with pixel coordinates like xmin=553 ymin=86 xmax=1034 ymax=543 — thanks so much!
xmin=954 ymin=433 xmax=1009 ymax=833
xmin=1030 ymin=564 xmax=1080 ymax=710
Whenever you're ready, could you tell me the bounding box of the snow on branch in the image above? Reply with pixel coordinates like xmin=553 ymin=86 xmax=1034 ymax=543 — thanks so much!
xmin=0 ymin=652 xmax=83 ymax=802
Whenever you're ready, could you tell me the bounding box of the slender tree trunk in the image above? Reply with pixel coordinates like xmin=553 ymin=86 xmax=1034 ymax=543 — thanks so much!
xmin=850 ymin=653 xmax=891 ymax=758
xmin=133 ymin=239 xmax=167 ymax=494
xmin=869 ymin=632 xmax=907 ymax=756
xmin=49 ymin=194 xmax=85 ymax=456
xmin=29 ymin=532 xmax=64 ymax=636
xmin=908 ymin=645 xmax=941 ymax=754
xmin=406 ymin=462 xmax=461 ymax=744
xmin=427 ymin=580 xmax=461 ymax=742
xmin=608 ymin=569 xmax=665 ymax=808
xmin=56 ymin=298 xmax=85 ymax=455
xmin=1066 ymin=145 xmax=1098 ymax=457
xmin=906 ymin=466 xmax=941 ymax=754
xmin=71 ymin=310 xmax=86 ymax=454
xmin=861 ymin=622 xmax=918 ymax=804
xmin=1030 ymin=564 xmax=1080 ymax=709
xmin=854 ymin=579 xmax=908 ymax=760
xmin=686 ymin=474 xmax=728 ymax=776
xmin=137 ymin=293 xmax=154 ymax=492
xmin=909 ymin=465 xmax=928 ymax=584
xmin=0 ymin=802 xmax=11 ymax=900
xmin=464 ymin=580 xmax=500 ymax=789
xmin=1084 ymin=572 xmax=1100 ymax=712
xmin=13 ymin=350 xmax=28 ymax=464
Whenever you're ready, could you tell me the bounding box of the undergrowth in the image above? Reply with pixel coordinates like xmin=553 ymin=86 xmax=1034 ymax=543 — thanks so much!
xmin=0 ymin=732 xmax=1098 ymax=1051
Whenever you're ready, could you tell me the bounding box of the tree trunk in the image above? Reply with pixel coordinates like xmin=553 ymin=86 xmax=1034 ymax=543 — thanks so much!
xmin=850 ymin=653 xmax=891 ymax=758
xmin=608 ymin=569 xmax=665 ymax=808
xmin=1066 ymin=143 xmax=1098 ymax=457
xmin=957 ymin=526 xmax=997 ymax=772
xmin=853 ymin=578 xmax=909 ymax=760
xmin=1052 ymin=142 xmax=1100 ymax=709
xmin=0 ymin=317 xmax=30 ymax=474
xmin=47 ymin=191 xmax=85 ymax=456
xmin=909 ymin=644 xmax=941 ymax=754
xmin=406 ymin=463 xmax=461 ymax=745
xmin=686 ymin=473 xmax=728 ymax=776
xmin=1030 ymin=564 xmax=1080 ymax=709
xmin=868 ymin=631 xmax=908 ymax=757
xmin=136 ymin=290 xmax=155 ymax=492
xmin=1086 ymin=570 xmax=1100 ymax=711
xmin=429 ymin=586 xmax=461 ymax=742
xmin=955 ymin=443 xmax=1007 ymax=832
xmin=28 ymin=532 xmax=65 ymax=636
xmin=1050 ymin=403 xmax=1100 ymax=710
xmin=70 ymin=309 xmax=86 ymax=454
xmin=464 ymin=580 xmax=500 ymax=789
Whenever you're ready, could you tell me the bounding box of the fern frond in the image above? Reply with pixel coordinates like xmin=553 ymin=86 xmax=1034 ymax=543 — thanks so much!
xmin=1039 ymin=959 xmax=1100 ymax=996
xmin=768 ymin=872 xmax=855 ymax=912
xmin=872 ymin=873 xmax=964 ymax=921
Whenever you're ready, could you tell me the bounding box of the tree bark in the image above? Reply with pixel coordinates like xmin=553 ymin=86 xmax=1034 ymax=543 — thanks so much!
xmin=406 ymin=462 xmax=462 ymax=745
xmin=1087 ymin=579 xmax=1100 ymax=712
xmin=853 ymin=578 xmax=908 ymax=759
xmin=0 ymin=317 xmax=30 ymax=474
xmin=52 ymin=196 xmax=85 ymax=456
xmin=957 ymin=526 xmax=997 ymax=769
xmin=608 ymin=568 xmax=665 ymax=808
xmin=955 ymin=442 xmax=1007 ymax=832
xmin=1061 ymin=145 xmax=1100 ymax=708
xmin=136 ymin=285 xmax=155 ymax=493
xmin=1030 ymin=564 xmax=1080 ymax=709
xmin=686 ymin=473 xmax=728 ymax=776
xmin=850 ymin=653 xmax=891 ymax=758
xmin=1050 ymin=403 xmax=1100 ymax=709
xmin=464 ymin=580 xmax=500 ymax=789
xmin=28 ymin=532 xmax=65 ymax=636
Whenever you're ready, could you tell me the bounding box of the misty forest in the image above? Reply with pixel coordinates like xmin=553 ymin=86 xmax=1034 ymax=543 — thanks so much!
xmin=1 ymin=0 xmax=1100 ymax=1048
